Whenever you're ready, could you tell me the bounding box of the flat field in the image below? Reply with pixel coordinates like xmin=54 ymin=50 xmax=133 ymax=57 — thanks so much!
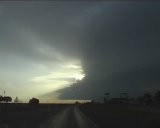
xmin=0 ymin=103 xmax=69 ymax=128
xmin=1 ymin=103 xmax=160 ymax=128
xmin=79 ymin=104 xmax=160 ymax=128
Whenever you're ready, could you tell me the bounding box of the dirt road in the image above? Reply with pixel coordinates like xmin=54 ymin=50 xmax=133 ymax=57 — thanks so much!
xmin=38 ymin=105 xmax=98 ymax=128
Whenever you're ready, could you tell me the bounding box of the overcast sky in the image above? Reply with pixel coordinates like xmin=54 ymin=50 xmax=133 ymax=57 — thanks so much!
xmin=0 ymin=1 xmax=160 ymax=102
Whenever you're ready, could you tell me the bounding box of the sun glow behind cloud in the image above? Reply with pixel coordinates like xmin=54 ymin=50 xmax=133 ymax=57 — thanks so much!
xmin=0 ymin=24 xmax=85 ymax=102
xmin=30 ymin=60 xmax=85 ymax=91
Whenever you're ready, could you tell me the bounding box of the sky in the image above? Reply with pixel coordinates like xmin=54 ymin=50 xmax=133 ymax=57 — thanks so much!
xmin=0 ymin=1 xmax=160 ymax=102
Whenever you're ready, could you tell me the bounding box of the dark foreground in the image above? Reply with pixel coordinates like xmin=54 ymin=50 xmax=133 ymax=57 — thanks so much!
xmin=0 ymin=103 xmax=68 ymax=128
xmin=38 ymin=105 xmax=98 ymax=128
xmin=1 ymin=103 xmax=160 ymax=128
xmin=80 ymin=104 xmax=160 ymax=128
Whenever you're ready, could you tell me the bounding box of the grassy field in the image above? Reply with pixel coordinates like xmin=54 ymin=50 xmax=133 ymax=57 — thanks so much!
xmin=0 ymin=103 xmax=69 ymax=128
xmin=79 ymin=104 xmax=160 ymax=128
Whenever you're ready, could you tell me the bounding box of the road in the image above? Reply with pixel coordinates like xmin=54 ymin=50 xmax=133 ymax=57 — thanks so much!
xmin=38 ymin=105 xmax=99 ymax=128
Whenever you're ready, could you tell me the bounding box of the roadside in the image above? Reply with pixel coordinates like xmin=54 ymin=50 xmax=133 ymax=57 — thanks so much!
xmin=79 ymin=104 xmax=160 ymax=128
xmin=0 ymin=103 xmax=68 ymax=128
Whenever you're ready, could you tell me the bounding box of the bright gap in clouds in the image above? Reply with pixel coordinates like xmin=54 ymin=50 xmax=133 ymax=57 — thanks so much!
xmin=29 ymin=59 xmax=86 ymax=103
xmin=30 ymin=60 xmax=85 ymax=90
xmin=75 ymin=73 xmax=85 ymax=81
xmin=0 ymin=25 xmax=85 ymax=102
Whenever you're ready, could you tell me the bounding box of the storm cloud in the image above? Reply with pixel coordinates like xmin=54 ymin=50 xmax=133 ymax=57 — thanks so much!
xmin=57 ymin=2 xmax=160 ymax=100
xmin=0 ymin=1 xmax=160 ymax=102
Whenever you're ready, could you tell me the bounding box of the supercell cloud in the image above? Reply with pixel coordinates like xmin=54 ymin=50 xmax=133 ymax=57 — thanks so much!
xmin=0 ymin=2 xmax=160 ymax=102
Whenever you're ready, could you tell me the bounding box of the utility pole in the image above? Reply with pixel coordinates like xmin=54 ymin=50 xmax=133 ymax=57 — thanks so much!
xmin=4 ymin=90 xmax=5 ymax=97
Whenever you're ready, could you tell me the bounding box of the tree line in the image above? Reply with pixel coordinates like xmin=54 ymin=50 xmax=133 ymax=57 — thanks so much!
xmin=103 ymin=90 xmax=160 ymax=105
xmin=0 ymin=96 xmax=12 ymax=103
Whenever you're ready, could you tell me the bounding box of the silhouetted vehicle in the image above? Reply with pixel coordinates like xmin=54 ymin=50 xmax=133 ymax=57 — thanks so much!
xmin=29 ymin=98 xmax=39 ymax=105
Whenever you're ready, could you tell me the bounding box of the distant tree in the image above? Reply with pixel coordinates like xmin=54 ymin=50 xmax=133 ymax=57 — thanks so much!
xmin=103 ymin=92 xmax=110 ymax=104
xmin=154 ymin=90 xmax=160 ymax=101
xmin=3 ymin=96 xmax=12 ymax=103
xmin=103 ymin=97 xmax=107 ymax=103
xmin=105 ymin=92 xmax=110 ymax=96
xmin=129 ymin=98 xmax=135 ymax=104
xmin=143 ymin=93 xmax=153 ymax=106
xmin=29 ymin=98 xmax=39 ymax=105
xmin=14 ymin=97 xmax=19 ymax=103
xmin=91 ymin=100 xmax=94 ymax=103
xmin=143 ymin=93 xmax=152 ymax=100
xmin=0 ymin=96 xmax=3 ymax=102
xmin=120 ymin=93 xmax=128 ymax=99
xmin=75 ymin=101 xmax=79 ymax=104
xmin=137 ymin=96 xmax=144 ymax=103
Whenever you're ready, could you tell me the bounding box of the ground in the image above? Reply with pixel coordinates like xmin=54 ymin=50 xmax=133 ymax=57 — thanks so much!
xmin=0 ymin=103 xmax=68 ymax=128
xmin=79 ymin=103 xmax=160 ymax=128
xmin=1 ymin=103 xmax=160 ymax=128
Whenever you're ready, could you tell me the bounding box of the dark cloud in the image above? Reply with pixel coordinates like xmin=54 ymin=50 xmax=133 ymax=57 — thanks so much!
xmin=57 ymin=2 xmax=160 ymax=100
xmin=57 ymin=64 xmax=160 ymax=101
xmin=0 ymin=2 xmax=160 ymax=101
